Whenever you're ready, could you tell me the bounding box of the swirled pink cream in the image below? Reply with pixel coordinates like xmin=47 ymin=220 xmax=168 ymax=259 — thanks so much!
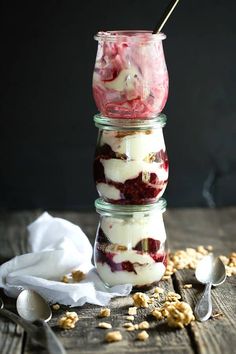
xmin=93 ymin=31 xmax=169 ymax=118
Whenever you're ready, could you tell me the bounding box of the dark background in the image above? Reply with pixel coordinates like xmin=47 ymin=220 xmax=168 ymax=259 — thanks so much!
xmin=1 ymin=0 xmax=236 ymax=210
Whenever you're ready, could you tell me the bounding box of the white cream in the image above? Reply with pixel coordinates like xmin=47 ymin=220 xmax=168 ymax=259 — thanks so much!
xmin=100 ymin=130 xmax=165 ymax=161
xmin=101 ymin=214 xmax=166 ymax=248
xmin=96 ymin=183 xmax=120 ymax=200
xmin=104 ymin=67 xmax=139 ymax=92
xmin=96 ymin=262 xmax=166 ymax=286
xmin=101 ymin=159 xmax=168 ymax=184
xmin=113 ymin=251 xmax=154 ymax=264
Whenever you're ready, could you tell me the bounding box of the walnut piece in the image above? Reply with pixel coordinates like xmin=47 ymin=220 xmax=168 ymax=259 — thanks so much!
xmin=151 ymin=309 xmax=163 ymax=320
xmin=166 ymin=302 xmax=195 ymax=328
xmin=128 ymin=307 xmax=137 ymax=315
xmin=138 ymin=321 xmax=149 ymax=329
xmin=105 ymin=331 xmax=122 ymax=342
xmin=165 ymin=291 xmax=181 ymax=302
xmin=98 ymin=322 xmax=112 ymax=329
xmin=52 ymin=304 xmax=60 ymax=310
xmin=123 ymin=322 xmax=134 ymax=328
xmin=137 ymin=330 xmax=149 ymax=341
xmin=72 ymin=270 xmax=86 ymax=282
xmin=58 ymin=311 xmax=79 ymax=329
xmin=125 ymin=315 xmax=134 ymax=321
xmin=132 ymin=292 xmax=149 ymax=308
xmin=99 ymin=308 xmax=110 ymax=318
xmin=183 ymin=284 xmax=192 ymax=289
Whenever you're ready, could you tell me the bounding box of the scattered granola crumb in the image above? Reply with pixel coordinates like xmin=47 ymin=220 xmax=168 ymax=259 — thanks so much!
xmin=61 ymin=275 xmax=69 ymax=283
xmin=72 ymin=270 xmax=86 ymax=282
xmin=98 ymin=322 xmax=112 ymax=329
xmin=105 ymin=331 xmax=122 ymax=342
xmin=132 ymin=292 xmax=149 ymax=308
xmin=126 ymin=325 xmax=136 ymax=331
xmin=137 ymin=330 xmax=149 ymax=341
xmin=162 ymin=275 xmax=171 ymax=280
xmin=207 ymin=245 xmax=213 ymax=251
xmin=151 ymin=309 xmax=163 ymax=320
xmin=211 ymin=311 xmax=223 ymax=319
xmin=138 ymin=321 xmax=150 ymax=329
xmin=154 ymin=287 xmax=164 ymax=294
xmin=123 ymin=322 xmax=134 ymax=328
xmin=128 ymin=307 xmax=137 ymax=315
xmin=125 ymin=315 xmax=134 ymax=321
xmin=165 ymin=292 xmax=181 ymax=302
xmin=52 ymin=304 xmax=60 ymax=310
xmin=99 ymin=308 xmax=110 ymax=318
xmin=220 ymin=252 xmax=236 ymax=277
xmin=58 ymin=311 xmax=79 ymax=329
xmin=183 ymin=284 xmax=192 ymax=289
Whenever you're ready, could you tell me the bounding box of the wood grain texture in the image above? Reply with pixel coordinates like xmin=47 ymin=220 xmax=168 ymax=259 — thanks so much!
xmin=0 ymin=208 xmax=235 ymax=354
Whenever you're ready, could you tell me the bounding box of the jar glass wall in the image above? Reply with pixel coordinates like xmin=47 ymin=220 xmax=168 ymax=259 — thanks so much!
xmin=93 ymin=31 xmax=168 ymax=118
xmin=94 ymin=198 xmax=167 ymax=287
xmin=93 ymin=114 xmax=169 ymax=205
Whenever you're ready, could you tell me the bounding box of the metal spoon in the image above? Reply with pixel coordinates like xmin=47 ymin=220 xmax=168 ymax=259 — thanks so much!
xmin=17 ymin=289 xmax=66 ymax=354
xmin=194 ymin=254 xmax=226 ymax=322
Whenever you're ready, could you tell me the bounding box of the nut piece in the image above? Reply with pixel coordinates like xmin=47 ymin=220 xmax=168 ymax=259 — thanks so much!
xmin=128 ymin=307 xmax=137 ymax=315
xmin=151 ymin=309 xmax=163 ymax=320
xmin=183 ymin=284 xmax=192 ymax=289
xmin=138 ymin=321 xmax=150 ymax=329
xmin=99 ymin=308 xmax=110 ymax=318
xmin=61 ymin=275 xmax=69 ymax=283
xmin=105 ymin=331 xmax=122 ymax=342
xmin=166 ymin=302 xmax=195 ymax=328
xmin=165 ymin=292 xmax=181 ymax=302
xmin=123 ymin=322 xmax=134 ymax=328
xmin=132 ymin=292 xmax=150 ymax=308
xmin=98 ymin=322 xmax=112 ymax=329
xmin=52 ymin=304 xmax=60 ymax=310
xmin=72 ymin=270 xmax=86 ymax=282
xmin=125 ymin=315 xmax=134 ymax=321
xmin=154 ymin=287 xmax=164 ymax=294
xmin=58 ymin=311 xmax=79 ymax=329
xmin=137 ymin=330 xmax=149 ymax=341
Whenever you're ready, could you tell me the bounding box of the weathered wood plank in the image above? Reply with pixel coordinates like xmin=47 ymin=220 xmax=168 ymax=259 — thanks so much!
xmin=0 ymin=320 xmax=23 ymax=354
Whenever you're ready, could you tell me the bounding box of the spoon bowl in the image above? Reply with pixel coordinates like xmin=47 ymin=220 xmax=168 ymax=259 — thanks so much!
xmin=195 ymin=254 xmax=226 ymax=286
xmin=16 ymin=289 xmax=51 ymax=322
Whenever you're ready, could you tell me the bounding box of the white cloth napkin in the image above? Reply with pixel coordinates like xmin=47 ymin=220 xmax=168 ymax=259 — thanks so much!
xmin=0 ymin=212 xmax=132 ymax=306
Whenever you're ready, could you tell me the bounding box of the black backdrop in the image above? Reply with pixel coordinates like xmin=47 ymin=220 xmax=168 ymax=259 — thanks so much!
xmin=1 ymin=0 xmax=236 ymax=210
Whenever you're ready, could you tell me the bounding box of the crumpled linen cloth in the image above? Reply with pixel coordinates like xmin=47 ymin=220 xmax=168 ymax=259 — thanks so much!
xmin=0 ymin=212 xmax=132 ymax=306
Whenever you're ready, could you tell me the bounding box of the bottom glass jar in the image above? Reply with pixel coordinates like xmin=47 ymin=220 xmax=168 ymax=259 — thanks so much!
xmin=94 ymin=198 xmax=167 ymax=287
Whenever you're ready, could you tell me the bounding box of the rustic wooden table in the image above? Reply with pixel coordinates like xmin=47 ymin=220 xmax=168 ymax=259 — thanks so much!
xmin=0 ymin=208 xmax=235 ymax=354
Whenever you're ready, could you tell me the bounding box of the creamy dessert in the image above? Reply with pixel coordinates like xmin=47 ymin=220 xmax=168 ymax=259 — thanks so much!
xmin=93 ymin=31 xmax=168 ymax=118
xmin=94 ymin=199 xmax=167 ymax=287
xmin=94 ymin=116 xmax=168 ymax=204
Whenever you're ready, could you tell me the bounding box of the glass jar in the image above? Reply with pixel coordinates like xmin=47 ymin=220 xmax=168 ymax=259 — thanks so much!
xmin=93 ymin=31 xmax=168 ymax=118
xmin=93 ymin=114 xmax=168 ymax=205
xmin=94 ymin=198 xmax=167 ymax=287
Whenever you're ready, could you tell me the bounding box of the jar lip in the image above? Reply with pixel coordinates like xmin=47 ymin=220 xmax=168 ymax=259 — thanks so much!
xmin=95 ymin=198 xmax=167 ymax=215
xmin=94 ymin=114 xmax=167 ymax=129
xmin=94 ymin=30 xmax=166 ymax=42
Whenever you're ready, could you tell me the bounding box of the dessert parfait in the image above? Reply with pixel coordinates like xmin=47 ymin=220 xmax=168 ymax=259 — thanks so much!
xmin=94 ymin=114 xmax=168 ymax=205
xmin=93 ymin=31 xmax=168 ymax=118
xmin=94 ymin=198 xmax=167 ymax=287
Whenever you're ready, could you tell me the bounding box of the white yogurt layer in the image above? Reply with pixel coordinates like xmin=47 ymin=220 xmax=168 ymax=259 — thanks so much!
xmin=96 ymin=261 xmax=166 ymax=286
xmin=101 ymin=159 xmax=168 ymax=184
xmin=100 ymin=214 xmax=166 ymax=248
xmin=101 ymin=130 xmax=165 ymax=160
xmin=97 ymin=183 xmax=120 ymax=200
xmin=104 ymin=67 xmax=140 ymax=92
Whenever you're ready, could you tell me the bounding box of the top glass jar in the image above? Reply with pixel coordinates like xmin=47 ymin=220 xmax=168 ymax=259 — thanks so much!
xmin=93 ymin=31 xmax=169 ymax=118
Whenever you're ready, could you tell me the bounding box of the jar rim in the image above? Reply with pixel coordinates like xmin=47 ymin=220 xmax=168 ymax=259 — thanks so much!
xmin=95 ymin=198 xmax=167 ymax=215
xmin=94 ymin=30 xmax=166 ymax=42
xmin=94 ymin=114 xmax=167 ymax=129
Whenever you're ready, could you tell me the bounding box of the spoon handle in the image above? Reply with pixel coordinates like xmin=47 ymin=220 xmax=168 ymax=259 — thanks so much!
xmin=194 ymin=282 xmax=212 ymax=321
xmin=36 ymin=320 xmax=67 ymax=354
xmin=0 ymin=307 xmax=36 ymax=334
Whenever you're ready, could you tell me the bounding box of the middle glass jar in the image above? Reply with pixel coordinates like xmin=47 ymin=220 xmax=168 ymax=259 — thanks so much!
xmin=93 ymin=114 xmax=169 ymax=205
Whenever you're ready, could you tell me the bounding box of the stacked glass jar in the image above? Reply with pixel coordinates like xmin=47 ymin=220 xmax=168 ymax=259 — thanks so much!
xmin=92 ymin=30 xmax=169 ymax=288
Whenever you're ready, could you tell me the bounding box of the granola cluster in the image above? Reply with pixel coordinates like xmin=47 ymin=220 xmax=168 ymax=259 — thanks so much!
xmin=58 ymin=311 xmax=79 ymax=329
xmin=99 ymin=308 xmax=111 ymax=318
xmin=105 ymin=331 xmax=122 ymax=342
xmin=61 ymin=269 xmax=86 ymax=283
xmin=219 ymin=252 xmax=236 ymax=277
xmin=163 ymin=245 xmax=213 ymax=279
xmin=132 ymin=292 xmax=150 ymax=308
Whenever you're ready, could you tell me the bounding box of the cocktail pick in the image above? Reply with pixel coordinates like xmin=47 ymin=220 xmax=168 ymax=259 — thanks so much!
xmin=152 ymin=0 xmax=181 ymax=34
